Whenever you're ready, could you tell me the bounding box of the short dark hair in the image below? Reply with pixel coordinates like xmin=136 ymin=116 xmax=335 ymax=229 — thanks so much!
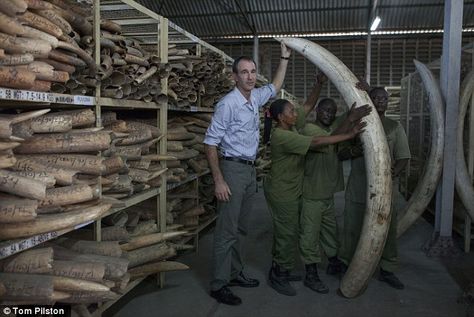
xmin=232 ymin=56 xmax=256 ymax=73
xmin=317 ymin=98 xmax=337 ymax=109
xmin=369 ymin=86 xmax=388 ymax=98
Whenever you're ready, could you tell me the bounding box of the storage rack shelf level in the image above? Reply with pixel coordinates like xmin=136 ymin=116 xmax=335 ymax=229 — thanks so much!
xmin=168 ymin=105 xmax=214 ymax=113
xmin=0 ymin=87 xmax=94 ymax=106
xmin=0 ymin=222 xmax=93 ymax=260
xmin=0 ymin=190 xmax=164 ymax=258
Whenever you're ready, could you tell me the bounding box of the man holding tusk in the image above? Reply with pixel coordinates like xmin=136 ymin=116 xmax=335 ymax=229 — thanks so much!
xmin=338 ymin=85 xmax=411 ymax=290
xmin=204 ymin=43 xmax=291 ymax=306
xmin=300 ymin=95 xmax=371 ymax=293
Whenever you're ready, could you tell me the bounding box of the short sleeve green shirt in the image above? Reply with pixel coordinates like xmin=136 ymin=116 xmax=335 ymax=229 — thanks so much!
xmin=301 ymin=121 xmax=344 ymax=200
xmin=265 ymin=107 xmax=312 ymax=202
xmin=346 ymin=116 xmax=411 ymax=203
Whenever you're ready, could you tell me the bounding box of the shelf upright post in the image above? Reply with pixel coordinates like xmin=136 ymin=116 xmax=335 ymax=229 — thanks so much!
xmin=158 ymin=16 xmax=169 ymax=288
xmin=465 ymin=47 xmax=474 ymax=252
xmin=196 ymin=44 xmax=202 ymax=107
xmin=158 ymin=16 xmax=168 ymax=235
xmin=93 ymin=0 xmax=102 ymax=242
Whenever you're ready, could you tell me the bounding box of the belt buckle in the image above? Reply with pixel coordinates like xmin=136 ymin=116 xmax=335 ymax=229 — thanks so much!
xmin=244 ymin=159 xmax=254 ymax=166
xmin=224 ymin=156 xmax=254 ymax=166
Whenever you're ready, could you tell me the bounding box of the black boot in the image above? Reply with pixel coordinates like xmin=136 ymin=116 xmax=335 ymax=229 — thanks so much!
xmin=326 ymin=256 xmax=345 ymax=275
xmin=268 ymin=262 xmax=296 ymax=296
xmin=286 ymin=271 xmax=302 ymax=281
xmin=304 ymin=264 xmax=329 ymax=294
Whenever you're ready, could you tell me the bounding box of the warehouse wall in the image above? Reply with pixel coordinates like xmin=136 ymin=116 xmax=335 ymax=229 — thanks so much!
xmin=213 ymin=36 xmax=474 ymax=102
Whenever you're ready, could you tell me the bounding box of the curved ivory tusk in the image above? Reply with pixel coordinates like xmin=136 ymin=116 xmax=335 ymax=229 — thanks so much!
xmin=455 ymin=70 xmax=474 ymax=219
xmin=275 ymin=37 xmax=392 ymax=298
xmin=397 ymin=60 xmax=445 ymax=237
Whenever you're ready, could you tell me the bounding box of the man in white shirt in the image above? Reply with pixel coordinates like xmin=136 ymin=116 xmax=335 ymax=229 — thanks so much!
xmin=204 ymin=43 xmax=291 ymax=305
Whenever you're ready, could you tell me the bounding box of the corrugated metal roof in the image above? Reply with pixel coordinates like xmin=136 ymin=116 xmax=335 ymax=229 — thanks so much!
xmin=103 ymin=0 xmax=474 ymax=38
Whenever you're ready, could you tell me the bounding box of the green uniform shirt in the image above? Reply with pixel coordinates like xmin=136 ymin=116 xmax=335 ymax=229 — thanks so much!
xmin=301 ymin=119 xmax=344 ymax=200
xmin=265 ymin=107 xmax=312 ymax=202
xmin=346 ymin=116 xmax=411 ymax=203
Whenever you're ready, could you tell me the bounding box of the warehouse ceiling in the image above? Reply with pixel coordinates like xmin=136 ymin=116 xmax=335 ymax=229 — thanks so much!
xmin=103 ymin=0 xmax=474 ymax=39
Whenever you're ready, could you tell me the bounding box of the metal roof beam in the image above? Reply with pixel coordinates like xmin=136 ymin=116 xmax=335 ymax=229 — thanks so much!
xmin=160 ymin=2 xmax=474 ymax=20
xmin=234 ymin=0 xmax=256 ymax=34
xmin=214 ymin=0 xmax=255 ymax=34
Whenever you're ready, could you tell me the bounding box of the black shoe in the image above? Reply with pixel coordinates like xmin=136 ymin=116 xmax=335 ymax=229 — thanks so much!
xmin=268 ymin=262 xmax=296 ymax=296
xmin=228 ymin=272 xmax=260 ymax=288
xmin=210 ymin=286 xmax=242 ymax=305
xmin=304 ymin=264 xmax=329 ymax=294
xmin=326 ymin=256 xmax=345 ymax=275
xmin=378 ymin=269 xmax=405 ymax=290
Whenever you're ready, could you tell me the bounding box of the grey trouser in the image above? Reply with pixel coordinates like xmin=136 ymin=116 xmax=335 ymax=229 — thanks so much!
xmin=210 ymin=160 xmax=257 ymax=291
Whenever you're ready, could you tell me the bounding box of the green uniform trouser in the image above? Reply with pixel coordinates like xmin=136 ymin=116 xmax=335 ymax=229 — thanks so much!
xmin=265 ymin=196 xmax=301 ymax=270
xmin=300 ymin=197 xmax=339 ymax=264
xmin=341 ymin=199 xmax=398 ymax=272
xmin=210 ymin=160 xmax=256 ymax=291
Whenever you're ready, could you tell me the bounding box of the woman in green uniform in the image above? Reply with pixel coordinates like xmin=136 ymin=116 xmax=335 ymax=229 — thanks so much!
xmin=263 ymin=98 xmax=365 ymax=296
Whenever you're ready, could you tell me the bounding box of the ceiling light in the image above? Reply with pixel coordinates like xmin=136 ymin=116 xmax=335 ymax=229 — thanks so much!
xmin=370 ymin=16 xmax=381 ymax=31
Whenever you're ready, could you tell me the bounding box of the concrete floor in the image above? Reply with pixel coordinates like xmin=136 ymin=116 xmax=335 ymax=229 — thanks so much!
xmin=106 ymin=183 xmax=473 ymax=317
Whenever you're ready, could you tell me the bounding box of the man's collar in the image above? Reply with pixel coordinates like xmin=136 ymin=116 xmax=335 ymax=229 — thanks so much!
xmin=233 ymin=87 xmax=251 ymax=106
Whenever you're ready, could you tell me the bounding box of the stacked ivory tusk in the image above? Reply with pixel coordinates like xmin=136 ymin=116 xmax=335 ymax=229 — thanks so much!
xmin=98 ymin=111 xmax=170 ymax=201
xmin=54 ymin=8 xmax=171 ymax=102
xmin=0 ymin=244 xmax=123 ymax=304
xmin=0 ymin=0 xmax=232 ymax=107
xmin=167 ymin=48 xmax=233 ymax=109
xmin=97 ymin=111 xmax=213 ymax=230
xmin=0 ymin=0 xmax=96 ymax=92
xmin=0 ymin=0 xmax=169 ymax=102
xmin=0 ymin=108 xmax=113 ymax=240
xmin=0 ymin=232 xmax=188 ymax=305
xmin=167 ymin=183 xmax=213 ymax=229
xmin=166 ymin=113 xmax=211 ymax=182
xmin=76 ymin=33 xmax=171 ymax=103
xmin=165 ymin=113 xmax=216 ymax=228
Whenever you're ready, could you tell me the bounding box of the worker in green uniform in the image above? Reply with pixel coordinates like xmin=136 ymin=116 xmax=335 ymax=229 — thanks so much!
xmin=300 ymin=98 xmax=371 ymax=293
xmin=263 ymin=97 xmax=366 ymax=296
xmin=339 ymin=86 xmax=411 ymax=290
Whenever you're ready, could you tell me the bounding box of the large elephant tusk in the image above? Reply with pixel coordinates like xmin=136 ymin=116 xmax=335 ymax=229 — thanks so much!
xmin=455 ymin=70 xmax=474 ymax=219
xmin=275 ymin=37 xmax=392 ymax=298
xmin=397 ymin=60 xmax=445 ymax=237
